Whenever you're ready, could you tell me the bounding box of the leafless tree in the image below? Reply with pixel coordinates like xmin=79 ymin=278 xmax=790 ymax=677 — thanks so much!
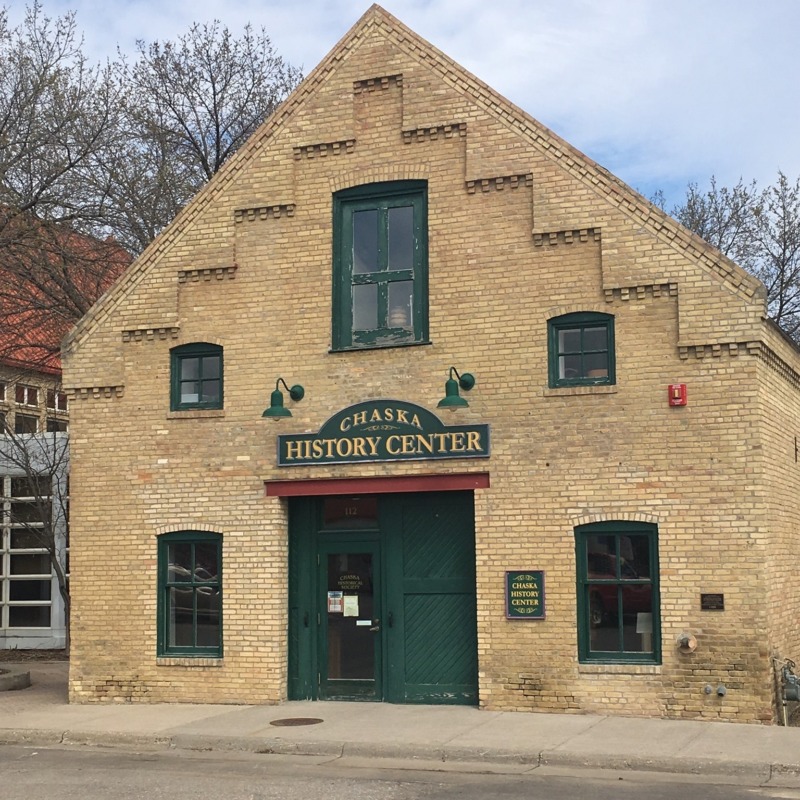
xmin=104 ymin=20 xmax=303 ymax=253
xmin=670 ymin=173 xmax=800 ymax=341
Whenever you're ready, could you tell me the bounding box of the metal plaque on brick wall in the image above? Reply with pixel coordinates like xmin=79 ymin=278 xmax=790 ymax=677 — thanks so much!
xmin=505 ymin=571 xmax=545 ymax=619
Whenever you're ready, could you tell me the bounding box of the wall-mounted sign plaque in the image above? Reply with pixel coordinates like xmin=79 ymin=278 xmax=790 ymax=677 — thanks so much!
xmin=505 ymin=570 xmax=545 ymax=619
xmin=277 ymin=400 xmax=490 ymax=466
xmin=701 ymin=593 xmax=725 ymax=611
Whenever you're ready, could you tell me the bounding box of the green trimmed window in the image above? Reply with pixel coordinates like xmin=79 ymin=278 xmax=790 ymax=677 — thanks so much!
xmin=170 ymin=343 xmax=223 ymax=411
xmin=575 ymin=521 xmax=660 ymax=664
xmin=157 ymin=531 xmax=222 ymax=657
xmin=548 ymin=312 xmax=615 ymax=387
xmin=332 ymin=181 xmax=428 ymax=351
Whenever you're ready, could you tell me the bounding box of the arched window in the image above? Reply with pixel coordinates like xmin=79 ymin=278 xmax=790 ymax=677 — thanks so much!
xmin=575 ymin=521 xmax=659 ymax=664
xmin=548 ymin=312 xmax=615 ymax=387
xmin=157 ymin=531 xmax=222 ymax=657
xmin=170 ymin=343 xmax=223 ymax=410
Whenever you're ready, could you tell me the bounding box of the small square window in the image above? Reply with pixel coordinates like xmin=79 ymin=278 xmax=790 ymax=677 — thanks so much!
xmin=14 ymin=413 xmax=39 ymax=434
xmin=170 ymin=344 xmax=223 ymax=411
xmin=15 ymin=385 xmax=39 ymax=407
xmin=548 ymin=313 xmax=615 ymax=387
xmin=46 ymin=390 xmax=68 ymax=412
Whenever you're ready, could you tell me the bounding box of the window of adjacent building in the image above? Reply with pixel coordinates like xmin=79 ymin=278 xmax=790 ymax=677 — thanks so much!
xmin=46 ymin=390 xmax=68 ymax=412
xmin=0 ymin=381 xmax=5 ymax=401
xmin=548 ymin=312 xmax=615 ymax=387
xmin=46 ymin=418 xmax=68 ymax=433
xmin=575 ymin=521 xmax=660 ymax=664
xmin=332 ymin=181 xmax=428 ymax=351
xmin=14 ymin=414 xmax=38 ymax=434
xmin=15 ymin=385 xmax=39 ymax=407
xmin=0 ymin=475 xmax=54 ymax=630
xmin=157 ymin=531 xmax=222 ymax=657
xmin=170 ymin=343 xmax=223 ymax=411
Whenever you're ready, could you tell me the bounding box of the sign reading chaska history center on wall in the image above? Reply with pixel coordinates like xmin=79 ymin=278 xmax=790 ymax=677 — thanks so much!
xmin=276 ymin=400 xmax=490 ymax=466
xmin=505 ymin=571 xmax=545 ymax=619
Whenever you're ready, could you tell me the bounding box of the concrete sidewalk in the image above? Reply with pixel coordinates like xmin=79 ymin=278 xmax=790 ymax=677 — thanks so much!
xmin=3 ymin=661 xmax=800 ymax=786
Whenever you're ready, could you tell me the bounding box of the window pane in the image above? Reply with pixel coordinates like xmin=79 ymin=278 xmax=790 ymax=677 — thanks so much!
xmin=15 ymin=414 xmax=38 ymax=434
xmin=623 ymin=535 xmax=651 ymax=579
xmin=201 ymin=356 xmax=220 ymax=379
xmin=196 ymin=591 xmax=221 ymax=647
xmin=559 ymin=354 xmax=581 ymax=380
xmin=10 ymin=554 xmax=51 ymax=575
xmin=168 ymin=543 xmax=192 ymax=579
xmin=558 ymin=328 xmax=581 ymax=353
xmin=9 ymin=605 xmax=51 ymax=627
xmin=352 ymin=283 xmax=378 ymax=331
xmin=194 ymin=542 xmax=219 ymax=581
xmin=181 ymin=358 xmax=200 ymax=380
xmin=180 ymin=382 xmax=200 ymax=404
xmin=10 ymin=579 xmax=51 ymax=601
xmin=168 ymin=587 xmax=194 ymax=646
xmin=583 ymin=326 xmax=607 ymax=351
xmin=353 ymin=209 xmax=379 ymax=274
xmin=11 ymin=500 xmax=49 ymax=524
xmin=584 ymin=353 xmax=608 ymax=377
xmin=12 ymin=477 xmax=50 ymax=497
xmin=388 ymin=281 xmax=413 ymax=328
xmin=11 ymin=530 xmax=43 ymax=549
xmin=622 ymin=588 xmax=653 ymax=653
xmin=388 ymin=206 xmax=413 ymax=270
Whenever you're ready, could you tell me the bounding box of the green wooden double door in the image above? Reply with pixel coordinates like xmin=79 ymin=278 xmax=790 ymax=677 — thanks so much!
xmin=288 ymin=491 xmax=478 ymax=704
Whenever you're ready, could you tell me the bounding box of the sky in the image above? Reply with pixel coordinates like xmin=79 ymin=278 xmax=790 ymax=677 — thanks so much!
xmin=3 ymin=0 xmax=798 ymax=209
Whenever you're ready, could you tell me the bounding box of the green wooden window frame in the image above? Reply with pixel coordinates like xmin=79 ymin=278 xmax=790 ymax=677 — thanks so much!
xmin=332 ymin=181 xmax=429 ymax=351
xmin=157 ymin=531 xmax=222 ymax=657
xmin=548 ymin=312 xmax=615 ymax=387
xmin=170 ymin=343 xmax=223 ymax=411
xmin=575 ymin=521 xmax=660 ymax=664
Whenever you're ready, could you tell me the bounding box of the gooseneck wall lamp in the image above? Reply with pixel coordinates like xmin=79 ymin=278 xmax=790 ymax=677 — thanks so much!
xmin=437 ymin=367 xmax=475 ymax=411
xmin=262 ymin=378 xmax=305 ymax=419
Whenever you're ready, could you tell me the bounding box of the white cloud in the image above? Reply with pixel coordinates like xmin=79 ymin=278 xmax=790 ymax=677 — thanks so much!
xmin=4 ymin=0 xmax=798 ymax=206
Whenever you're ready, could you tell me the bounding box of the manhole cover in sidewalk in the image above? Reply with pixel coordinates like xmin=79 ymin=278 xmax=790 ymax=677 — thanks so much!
xmin=269 ymin=717 xmax=324 ymax=727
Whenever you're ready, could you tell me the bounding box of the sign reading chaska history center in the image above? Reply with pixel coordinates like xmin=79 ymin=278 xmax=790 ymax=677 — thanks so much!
xmin=505 ymin=571 xmax=545 ymax=620
xmin=276 ymin=400 xmax=490 ymax=466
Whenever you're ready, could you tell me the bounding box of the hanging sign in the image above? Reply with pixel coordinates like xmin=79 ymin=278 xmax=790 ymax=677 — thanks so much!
xmin=505 ymin=571 xmax=545 ymax=619
xmin=276 ymin=400 xmax=490 ymax=466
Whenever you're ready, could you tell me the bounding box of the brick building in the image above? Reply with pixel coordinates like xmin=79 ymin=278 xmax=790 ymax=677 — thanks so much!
xmin=63 ymin=6 xmax=800 ymax=722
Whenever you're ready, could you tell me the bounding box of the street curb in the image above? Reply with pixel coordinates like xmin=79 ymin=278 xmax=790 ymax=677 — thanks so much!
xmin=2 ymin=727 xmax=798 ymax=784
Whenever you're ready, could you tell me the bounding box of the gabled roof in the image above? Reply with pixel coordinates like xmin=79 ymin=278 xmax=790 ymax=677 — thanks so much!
xmin=63 ymin=4 xmax=765 ymax=357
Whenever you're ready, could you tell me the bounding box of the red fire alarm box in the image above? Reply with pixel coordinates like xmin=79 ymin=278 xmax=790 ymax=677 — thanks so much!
xmin=668 ymin=384 xmax=687 ymax=406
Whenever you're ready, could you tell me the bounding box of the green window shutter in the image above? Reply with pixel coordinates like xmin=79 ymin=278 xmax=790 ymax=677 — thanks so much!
xmin=170 ymin=343 xmax=224 ymax=411
xmin=157 ymin=531 xmax=222 ymax=657
xmin=575 ymin=521 xmax=660 ymax=664
xmin=332 ymin=181 xmax=429 ymax=351
xmin=548 ymin=312 xmax=615 ymax=388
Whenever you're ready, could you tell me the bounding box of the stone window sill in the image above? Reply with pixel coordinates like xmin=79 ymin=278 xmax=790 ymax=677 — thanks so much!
xmin=156 ymin=657 xmax=223 ymax=667
xmin=578 ymin=663 xmax=661 ymax=675
xmin=166 ymin=409 xmax=225 ymax=420
xmin=541 ymin=385 xmax=618 ymax=398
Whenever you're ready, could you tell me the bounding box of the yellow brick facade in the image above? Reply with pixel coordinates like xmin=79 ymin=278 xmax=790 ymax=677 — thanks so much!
xmin=62 ymin=6 xmax=800 ymax=722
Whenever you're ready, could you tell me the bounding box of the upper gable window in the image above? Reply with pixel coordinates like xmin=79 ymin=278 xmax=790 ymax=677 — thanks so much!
xmin=332 ymin=181 xmax=428 ymax=351
xmin=170 ymin=343 xmax=223 ymax=411
xmin=548 ymin=312 xmax=615 ymax=388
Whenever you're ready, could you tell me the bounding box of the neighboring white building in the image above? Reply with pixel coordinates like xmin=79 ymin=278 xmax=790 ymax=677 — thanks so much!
xmin=0 ymin=429 xmax=69 ymax=649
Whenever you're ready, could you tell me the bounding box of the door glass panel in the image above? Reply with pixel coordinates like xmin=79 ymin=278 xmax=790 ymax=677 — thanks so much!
xmin=327 ymin=552 xmax=374 ymax=680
